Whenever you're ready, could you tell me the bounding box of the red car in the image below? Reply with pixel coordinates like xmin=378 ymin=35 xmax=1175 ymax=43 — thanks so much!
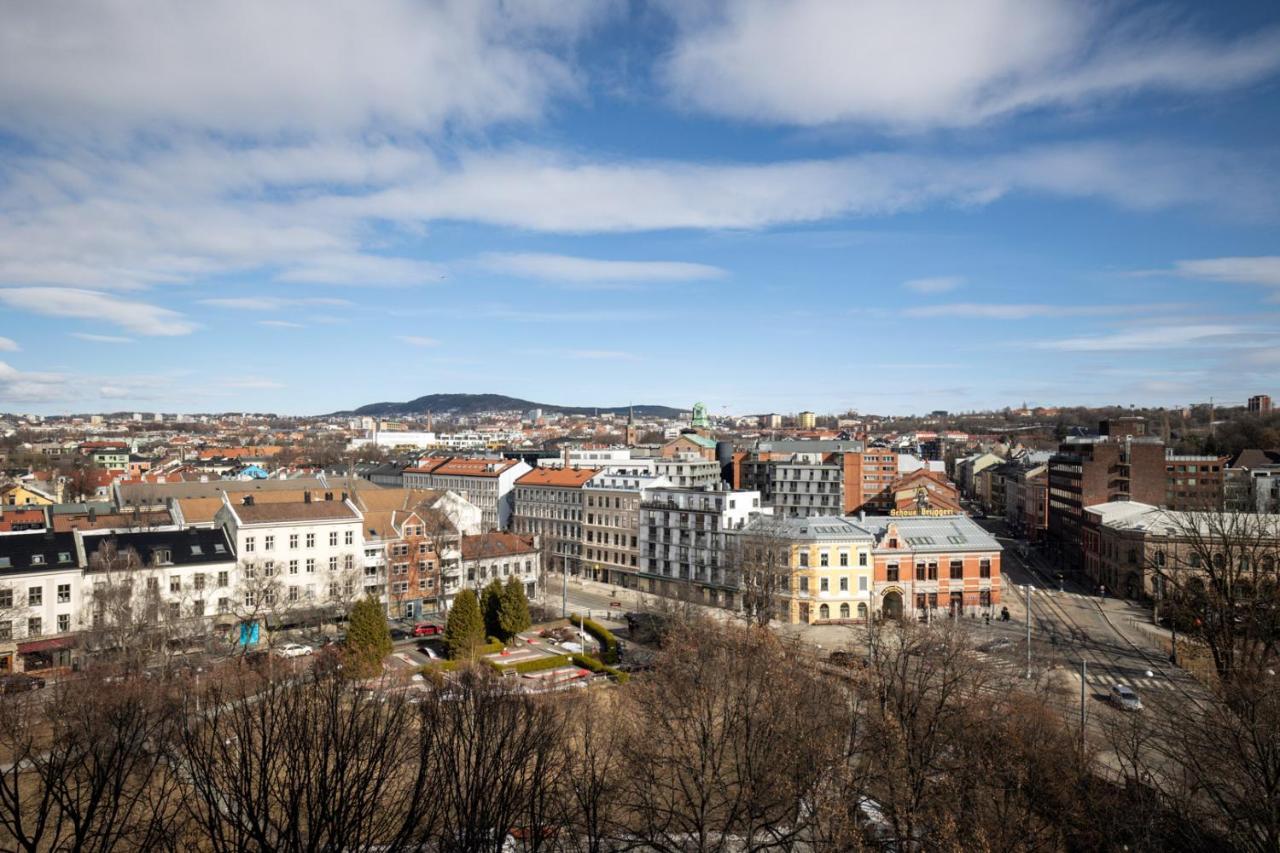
xmin=413 ymin=622 xmax=441 ymax=637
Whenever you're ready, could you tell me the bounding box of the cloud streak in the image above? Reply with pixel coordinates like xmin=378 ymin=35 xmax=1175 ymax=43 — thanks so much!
xmin=480 ymin=252 xmax=726 ymax=285
xmin=0 ymin=288 xmax=194 ymax=336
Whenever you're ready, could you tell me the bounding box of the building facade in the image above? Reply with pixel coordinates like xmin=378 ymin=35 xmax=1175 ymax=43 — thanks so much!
xmin=512 ymin=467 xmax=599 ymax=578
xmin=866 ymin=515 xmax=1002 ymax=621
xmin=402 ymin=456 xmax=532 ymax=531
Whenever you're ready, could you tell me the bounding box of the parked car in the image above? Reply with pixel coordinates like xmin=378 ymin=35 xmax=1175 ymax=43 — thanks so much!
xmin=413 ymin=622 xmax=441 ymax=637
xmin=1108 ymin=684 xmax=1143 ymax=711
xmin=276 ymin=643 xmax=314 ymax=658
xmin=389 ymin=627 xmax=413 ymax=641
xmin=0 ymin=673 xmax=46 ymax=694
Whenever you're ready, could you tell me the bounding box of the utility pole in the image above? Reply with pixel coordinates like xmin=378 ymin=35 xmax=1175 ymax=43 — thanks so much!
xmin=561 ymin=560 xmax=568 ymax=619
xmin=1080 ymin=659 xmax=1088 ymax=757
xmin=1025 ymin=584 xmax=1032 ymax=679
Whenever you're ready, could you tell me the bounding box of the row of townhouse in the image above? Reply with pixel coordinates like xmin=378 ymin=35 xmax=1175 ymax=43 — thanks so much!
xmin=0 ymin=489 xmax=540 ymax=675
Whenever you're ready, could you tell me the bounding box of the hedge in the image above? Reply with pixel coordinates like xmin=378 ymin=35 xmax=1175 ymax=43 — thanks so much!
xmin=569 ymin=613 xmax=619 ymax=664
xmin=571 ymin=652 xmax=629 ymax=684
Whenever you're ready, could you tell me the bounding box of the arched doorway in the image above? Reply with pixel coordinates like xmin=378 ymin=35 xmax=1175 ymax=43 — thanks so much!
xmin=819 ymin=603 xmax=830 ymax=621
xmin=839 ymin=603 xmax=850 ymax=620
xmin=857 ymin=603 xmax=868 ymax=621
xmin=882 ymin=590 xmax=903 ymax=620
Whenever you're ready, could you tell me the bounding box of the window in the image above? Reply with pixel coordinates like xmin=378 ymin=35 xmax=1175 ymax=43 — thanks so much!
xmin=57 ymin=583 xmax=71 ymax=603
xmin=344 ymin=555 xmax=354 ymax=571
xmin=950 ymin=560 xmax=963 ymax=580
xmin=192 ymin=600 xmax=204 ymax=617
xmin=886 ymin=563 xmax=899 ymax=582
xmin=243 ymin=564 xmax=256 ymax=579
xmin=306 ymin=559 xmax=316 ymax=573
xmin=799 ymin=551 xmax=809 ymax=568
xmin=217 ymin=571 xmax=229 ymax=588
xmin=820 ymin=577 xmax=829 ymax=592
xmin=289 ymin=560 xmax=299 ymax=575
xmin=264 ymin=561 xmax=276 ymax=577
xmin=57 ymin=613 xmax=70 ymax=633
xmin=0 ymin=621 xmax=9 ymax=641
xmin=840 ymin=603 xmax=850 ymax=619
xmin=859 ymin=576 xmax=868 ymax=591
xmin=168 ymin=602 xmax=181 ymax=620
xmin=927 ymin=562 xmax=938 ymax=581
xmin=170 ymin=576 xmax=181 ymax=593
xmin=289 ymin=534 xmax=299 ymax=549
xmin=839 ymin=552 xmax=849 ymax=567
xmin=0 ymin=589 xmax=9 ymax=608
xmin=839 ymin=577 xmax=849 ymax=592
xmin=264 ymin=535 xmax=274 ymax=551
xmin=345 ymin=531 xmax=354 ymax=545
xmin=820 ymin=551 xmax=829 ymax=567
xmin=915 ymin=562 xmax=926 ymax=581
xmin=288 ymin=586 xmax=299 ymax=603
xmin=218 ymin=597 xmax=230 ymax=613
xmin=799 ymin=576 xmax=809 ymax=592
xmin=306 ymin=534 xmax=316 ymax=548
xmin=979 ymin=559 xmax=991 ymax=579
xmin=27 ymin=586 xmax=42 ymax=606
xmin=244 ymin=536 xmax=255 ymax=553
xmin=859 ymin=552 xmax=867 ymax=566
xmin=194 ymin=573 xmax=205 ymax=591
xmin=329 ymin=556 xmax=338 ymax=572
xmin=329 ymin=531 xmax=338 ymax=547
xmin=28 ymin=617 xmax=41 ymax=637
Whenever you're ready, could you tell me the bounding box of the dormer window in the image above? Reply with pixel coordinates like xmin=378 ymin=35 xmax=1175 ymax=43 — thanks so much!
xmin=155 ymin=549 xmax=172 ymax=564
xmin=57 ymin=551 xmax=72 ymax=564
xmin=30 ymin=554 xmax=44 ymax=566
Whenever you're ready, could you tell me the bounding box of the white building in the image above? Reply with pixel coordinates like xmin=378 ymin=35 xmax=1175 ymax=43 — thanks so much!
xmin=638 ymin=486 xmax=771 ymax=609
xmin=583 ymin=468 xmax=670 ymax=587
xmin=403 ymin=457 xmax=532 ymax=530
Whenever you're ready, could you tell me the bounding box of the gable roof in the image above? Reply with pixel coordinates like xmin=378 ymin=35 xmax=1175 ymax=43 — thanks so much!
xmin=516 ymin=467 xmax=599 ymax=488
xmin=460 ymin=532 xmax=538 ymax=560
xmin=229 ymin=501 xmax=359 ymax=524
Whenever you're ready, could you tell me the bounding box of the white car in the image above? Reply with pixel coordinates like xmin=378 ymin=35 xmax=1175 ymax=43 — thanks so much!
xmin=276 ymin=642 xmax=314 ymax=658
xmin=1108 ymin=684 xmax=1143 ymax=711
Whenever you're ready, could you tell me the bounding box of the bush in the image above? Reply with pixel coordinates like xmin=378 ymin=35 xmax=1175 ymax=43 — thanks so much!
xmin=570 ymin=613 xmax=620 ymax=664
xmin=571 ymin=653 xmax=629 ymax=684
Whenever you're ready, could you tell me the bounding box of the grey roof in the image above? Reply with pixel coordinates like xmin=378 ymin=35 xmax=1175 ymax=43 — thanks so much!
xmin=753 ymin=439 xmax=864 ymax=453
xmin=742 ymin=512 xmax=1001 ymax=552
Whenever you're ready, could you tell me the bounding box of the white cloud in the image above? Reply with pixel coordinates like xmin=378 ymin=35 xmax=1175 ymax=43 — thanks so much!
xmin=0 ymin=360 xmax=71 ymax=403
xmin=479 ymin=253 xmax=726 ymax=285
xmin=0 ymin=337 xmax=18 ymax=351
xmin=398 ymin=336 xmax=441 ymax=347
xmin=1168 ymin=256 xmax=1280 ymax=287
xmin=661 ymin=0 xmax=1280 ymax=129
xmin=0 ymin=288 xmax=194 ymax=336
xmin=0 ymin=1 xmax=606 ymax=138
xmin=903 ymin=276 xmax=964 ymax=294
xmin=1037 ymin=323 xmax=1246 ymax=351
xmin=904 ymin=303 xmax=1146 ymax=319
xmin=70 ymin=333 xmax=134 ymax=344
xmin=258 ymin=320 xmax=304 ymax=329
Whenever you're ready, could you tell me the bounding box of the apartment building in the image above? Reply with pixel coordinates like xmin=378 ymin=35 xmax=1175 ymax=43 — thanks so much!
xmin=866 ymin=514 xmax=1002 ymax=621
xmin=215 ymin=494 xmax=365 ymax=622
xmin=402 ymin=456 xmax=531 ymax=530
xmin=1004 ymin=463 xmax=1049 ymax=542
xmin=746 ymin=515 xmax=875 ymax=625
xmin=1164 ymin=453 xmax=1227 ymax=510
xmin=1248 ymin=394 xmax=1273 ymax=415
xmin=359 ymin=489 xmax=457 ymax=620
xmin=652 ymin=455 xmax=723 ymax=489
xmin=511 ymin=467 xmax=599 ymax=578
xmin=0 ymin=531 xmax=83 ymax=674
xmin=638 ymin=486 xmax=769 ymax=608
xmin=582 ymin=468 xmax=669 ymax=587
xmin=1225 ymin=449 xmax=1280 ymax=513
xmin=454 ymin=532 xmax=540 ymax=606
xmin=735 ymin=441 xmax=898 ymax=518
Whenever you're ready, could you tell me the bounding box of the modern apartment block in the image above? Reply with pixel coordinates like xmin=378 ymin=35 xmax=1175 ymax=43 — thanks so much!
xmin=638 ymin=486 xmax=769 ymax=608
xmin=402 ymin=456 xmax=532 ymax=531
xmin=511 ymin=467 xmax=599 ymax=578
xmin=1225 ymin=449 xmax=1280 ymax=513
xmin=734 ymin=441 xmax=898 ymax=518
xmin=1248 ymin=394 xmax=1273 ymax=415
xmin=582 ymin=468 xmax=669 ymax=587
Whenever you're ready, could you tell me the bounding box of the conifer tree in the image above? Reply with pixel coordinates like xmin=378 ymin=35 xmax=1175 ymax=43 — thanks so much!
xmin=479 ymin=578 xmax=504 ymax=639
xmin=344 ymin=596 xmax=392 ymax=677
xmin=444 ymin=588 xmax=485 ymax=658
xmin=499 ymin=575 xmax=532 ymax=639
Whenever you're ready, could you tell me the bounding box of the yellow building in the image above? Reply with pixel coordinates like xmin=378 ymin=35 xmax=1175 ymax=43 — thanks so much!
xmin=797 ymin=411 xmax=817 ymax=430
xmin=1 ymin=483 xmax=55 ymax=507
xmin=745 ymin=516 xmax=875 ymax=624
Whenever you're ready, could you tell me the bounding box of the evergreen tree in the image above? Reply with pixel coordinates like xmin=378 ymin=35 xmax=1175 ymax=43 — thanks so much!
xmin=444 ymin=588 xmax=485 ymax=659
xmin=479 ymin=578 xmax=504 ymax=639
xmin=344 ymin=596 xmax=392 ymax=678
xmin=498 ymin=575 xmax=532 ymax=639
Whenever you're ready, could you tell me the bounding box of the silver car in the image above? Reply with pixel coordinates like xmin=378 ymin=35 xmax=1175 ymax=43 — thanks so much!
xmin=1109 ymin=684 xmax=1143 ymax=711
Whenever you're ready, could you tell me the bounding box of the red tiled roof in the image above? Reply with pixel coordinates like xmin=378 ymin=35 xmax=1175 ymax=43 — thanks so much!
xmin=460 ymin=532 xmax=538 ymax=560
xmin=515 ymin=467 xmax=598 ymax=487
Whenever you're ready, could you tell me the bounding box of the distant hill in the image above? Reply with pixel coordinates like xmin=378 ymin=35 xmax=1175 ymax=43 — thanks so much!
xmin=337 ymin=393 xmax=685 ymax=419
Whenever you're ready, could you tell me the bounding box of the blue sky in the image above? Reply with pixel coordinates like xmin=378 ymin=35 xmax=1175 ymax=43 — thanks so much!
xmin=0 ymin=0 xmax=1278 ymax=416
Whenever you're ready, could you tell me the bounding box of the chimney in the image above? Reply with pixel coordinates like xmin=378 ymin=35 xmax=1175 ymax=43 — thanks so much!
xmin=88 ymin=506 xmax=96 ymax=522
xmin=858 ymin=510 xmax=866 ymax=523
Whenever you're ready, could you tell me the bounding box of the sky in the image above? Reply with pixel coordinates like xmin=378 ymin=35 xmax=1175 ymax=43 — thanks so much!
xmin=0 ymin=0 xmax=1279 ymax=417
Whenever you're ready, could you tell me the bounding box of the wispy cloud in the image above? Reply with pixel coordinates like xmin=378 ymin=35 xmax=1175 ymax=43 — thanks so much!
xmin=1160 ymin=256 xmax=1280 ymax=289
xmin=70 ymin=333 xmax=134 ymax=344
xmin=903 ymin=276 xmax=964 ymax=294
xmin=479 ymin=253 xmax=726 ymax=287
xmin=903 ymin=303 xmax=1164 ymax=319
xmin=398 ymin=335 xmax=441 ymax=347
xmin=258 ymin=320 xmax=304 ymax=329
xmin=661 ymin=1 xmax=1280 ymax=129
xmin=1037 ymin=323 xmax=1247 ymax=351
xmin=0 ymin=337 xmax=18 ymax=352
xmin=0 ymin=360 xmax=71 ymax=402
xmin=275 ymin=253 xmax=445 ymax=287
xmin=0 ymin=288 xmax=194 ymax=336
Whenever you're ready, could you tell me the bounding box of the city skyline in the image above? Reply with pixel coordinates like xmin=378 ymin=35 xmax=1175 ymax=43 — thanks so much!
xmin=1 ymin=1 xmax=1279 ymax=415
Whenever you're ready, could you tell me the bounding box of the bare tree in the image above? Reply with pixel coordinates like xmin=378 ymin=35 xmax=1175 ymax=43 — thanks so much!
xmin=728 ymin=519 xmax=792 ymax=627
xmin=1150 ymin=509 xmax=1280 ymax=686
xmin=0 ymin=674 xmax=185 ymax=852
